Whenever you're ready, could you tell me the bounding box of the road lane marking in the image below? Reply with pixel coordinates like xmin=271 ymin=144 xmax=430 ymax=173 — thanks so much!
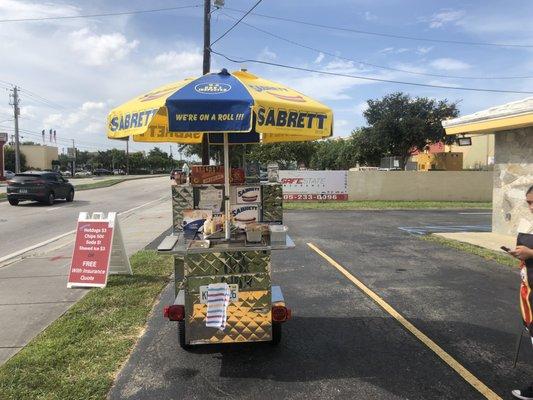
xmin=0 ymin=196 xmax=166 ymax=265
xmin=307 ymin=242 xmax=502 ymax=400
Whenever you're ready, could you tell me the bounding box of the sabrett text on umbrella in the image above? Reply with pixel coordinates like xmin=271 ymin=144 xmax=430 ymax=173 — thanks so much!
xmin=109 ymin=108 xmax=158 ymax=131
xmin=256 ymin=107 xmax=327 ymax=129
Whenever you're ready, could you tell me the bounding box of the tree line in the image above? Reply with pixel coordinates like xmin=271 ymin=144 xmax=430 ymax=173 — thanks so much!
xmin=4 ymin=146 xmax=181 ymax=174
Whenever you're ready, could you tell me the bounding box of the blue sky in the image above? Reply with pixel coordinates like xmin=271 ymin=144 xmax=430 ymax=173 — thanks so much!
xmin=1 ymin=0 xmax=532 ymax=154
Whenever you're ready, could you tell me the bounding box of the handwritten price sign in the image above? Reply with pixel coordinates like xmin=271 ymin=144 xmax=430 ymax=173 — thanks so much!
xmin=67 ymin=220 xmax=114 ymax=288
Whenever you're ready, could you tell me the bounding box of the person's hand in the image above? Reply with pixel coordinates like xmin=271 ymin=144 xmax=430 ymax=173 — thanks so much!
xmin=510 ymin=246 xmax=533 ymax=261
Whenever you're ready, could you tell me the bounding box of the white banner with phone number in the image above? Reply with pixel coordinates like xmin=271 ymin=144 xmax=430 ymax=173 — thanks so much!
xmin=279 ymin=170 xmax=348 ymax=201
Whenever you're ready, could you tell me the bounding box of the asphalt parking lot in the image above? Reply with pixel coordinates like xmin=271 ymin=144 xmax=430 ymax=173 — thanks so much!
xmin=109 ymin=209 xmax=531 ymax=400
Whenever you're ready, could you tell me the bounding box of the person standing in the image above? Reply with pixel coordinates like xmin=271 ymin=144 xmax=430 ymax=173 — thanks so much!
xmin=182 ymin=162 xmax=190 ymax=184
xmin=512 ymin=185 xmax=533 ymax=400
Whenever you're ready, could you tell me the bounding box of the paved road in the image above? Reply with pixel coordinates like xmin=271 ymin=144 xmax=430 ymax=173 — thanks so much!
xmin=0 ymin=176 xmax=170 ymax=258
xmin=109 ymin=209 xmax=532 ymax=400
xmin=0 ymin=174 xmax=163 ymax=193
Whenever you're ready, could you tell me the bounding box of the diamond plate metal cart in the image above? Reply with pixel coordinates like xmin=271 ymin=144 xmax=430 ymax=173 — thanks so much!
xmin=160 ymin=182 xmax=292 ymax=348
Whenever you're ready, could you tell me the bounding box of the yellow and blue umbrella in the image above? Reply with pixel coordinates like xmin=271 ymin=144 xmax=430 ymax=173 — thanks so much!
xmin=106 ymin=68 xmax=333 ymax=239
xmin=107 ymin=68 xmax=333 ymax=145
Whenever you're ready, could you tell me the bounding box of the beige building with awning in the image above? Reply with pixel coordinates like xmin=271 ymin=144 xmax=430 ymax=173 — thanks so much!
xmin=442 ymin=98 xmax=533 ymax=236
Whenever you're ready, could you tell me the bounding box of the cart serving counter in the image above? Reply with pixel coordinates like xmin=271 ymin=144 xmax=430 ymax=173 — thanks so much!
xmin=106 ymin=68 xmax=333 ymax=348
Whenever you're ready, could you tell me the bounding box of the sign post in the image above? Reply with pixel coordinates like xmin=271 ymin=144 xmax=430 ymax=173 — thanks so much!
xmin=67 ymin=212 xmax=132 ymax=288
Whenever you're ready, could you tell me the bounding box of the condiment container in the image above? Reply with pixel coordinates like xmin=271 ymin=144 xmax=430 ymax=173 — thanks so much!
xmin=269 ymin=225 xmax=288 ymax=244
xmin=245 ymin=223 xmax=263 ymax=243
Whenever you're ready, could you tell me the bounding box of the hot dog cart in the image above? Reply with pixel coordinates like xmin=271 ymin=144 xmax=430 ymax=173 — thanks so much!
xmin=159 ymin=180 xmax=292 ymax=347
xmin=106 ymin=68 xmax=333 ymax=348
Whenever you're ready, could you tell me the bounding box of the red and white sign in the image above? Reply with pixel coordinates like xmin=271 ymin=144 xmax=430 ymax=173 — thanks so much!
xmin=279 ymin=170 xmax=348 ymax=201
xmin=67 ymin=212 xmax=131 ymax=288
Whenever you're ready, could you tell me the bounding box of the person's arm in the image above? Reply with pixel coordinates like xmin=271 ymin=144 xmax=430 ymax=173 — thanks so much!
xmin=510 ymin=246 xmax=533 ymax=261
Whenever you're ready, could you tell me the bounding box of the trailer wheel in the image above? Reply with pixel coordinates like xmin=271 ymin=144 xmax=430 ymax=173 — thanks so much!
xmin=271 ymin=323 xmax=282 ymax=345
xmin=178 ymin=321 xmax=190 ymax=350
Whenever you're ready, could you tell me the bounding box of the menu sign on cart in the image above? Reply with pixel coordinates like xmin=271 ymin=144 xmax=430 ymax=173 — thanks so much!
xmin=67 ymin=212 xmax=131 ymax=288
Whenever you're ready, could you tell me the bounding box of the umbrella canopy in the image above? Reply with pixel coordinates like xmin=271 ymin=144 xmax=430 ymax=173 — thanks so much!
xmin=106 ymin=69 xmax=333 ymax=144
xmin=107 ymin=69 xmax=333 ymax=240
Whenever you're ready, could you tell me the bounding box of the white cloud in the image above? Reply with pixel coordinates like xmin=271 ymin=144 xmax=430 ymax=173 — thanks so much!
xmin=416 ymin=46 xmax=433 ymax=55
xmin=430 ymin=58 xmax=471 ymax=71
xmin=0 ymin=0 xmax=79 ymax=21
xmin=280 ymin=58 xmax=397 ymax=102
xmin=69 ymin=28 xmax=139 ymax=66
xmin=152 ymin=49 xmax=203 ymax=77
xmin=425 ymin=9 xmax=465 ymax=28
xmin=81 ymin=102 xmax=105 ymax=112
xmin=379 ymin=47 xmax=410 ymax=55
xmin=363 ymin=11 xmax=377 ymax=21
xmin=335 ymin=119 xmax=349 ymax=128
xmin=379 ymin=47 xmax=395 ymax=54
xmin=258 ymin=47 xmax=277 ymax=61
xmin=426 ymin=80 xmax=462 ymax=88
xmin=392 ymin=62 xmax=427 ymax=74
xmin=314 ymin=52 xmax=325 ymax=64
xmin=44 ymin=101 xmax=108 ymax=134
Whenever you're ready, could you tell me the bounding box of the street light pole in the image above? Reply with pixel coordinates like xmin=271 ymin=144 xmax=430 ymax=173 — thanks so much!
xmin=201 ymin=0 xmax=211 ymax=165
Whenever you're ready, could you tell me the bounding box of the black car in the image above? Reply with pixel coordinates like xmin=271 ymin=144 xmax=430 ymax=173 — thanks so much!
xmin=93 ymin=168 xmax=112 ymax=176
xmin=7 ymin=171 xmax=75 ymax=206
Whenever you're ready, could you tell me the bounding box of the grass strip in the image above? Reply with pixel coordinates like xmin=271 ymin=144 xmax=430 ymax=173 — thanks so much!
xmin=74 ymin=178 xmax=128 ymax=191
xmin=0 ymin=250 xmax=173 ymax=400
xmin=284 ymin=200 xmax=492 ymax=210
xmin=421 ymin=235 xmax=518 ymax=268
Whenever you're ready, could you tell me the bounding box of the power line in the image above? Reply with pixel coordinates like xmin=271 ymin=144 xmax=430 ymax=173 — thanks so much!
xmin=223 ymin=7 xmax=533 ymax=49
xmin=211 ymin=49 xmax=533 ymax=94
xmin=0 ymin=4 xmax=202 ymax=23
xmin=20 ymin=89 xmax=66 ymax=110
xmin=219 ymin=12 xmax=533 ymax=81
xmin=1 ymin=78 xmax=67 ymax=110
xmin=210 ymin=0 xmax=263 ymax=46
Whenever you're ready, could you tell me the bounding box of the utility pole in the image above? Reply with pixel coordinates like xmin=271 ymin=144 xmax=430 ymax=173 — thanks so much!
xmin=9 ymin=86 xmax=21 ymax=173
xmin=201 ymin=0 xmax=211 ymax=165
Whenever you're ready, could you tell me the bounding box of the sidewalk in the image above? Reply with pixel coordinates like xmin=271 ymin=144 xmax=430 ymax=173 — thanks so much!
xmin=0 ymin=196 xmax=171 ymax=365
xmin=434 ymin=231 xmax=515 ymax=252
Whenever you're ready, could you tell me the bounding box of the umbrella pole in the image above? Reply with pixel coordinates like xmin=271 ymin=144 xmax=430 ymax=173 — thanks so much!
xmin=224 ymin=132 xmax=231 ymax=241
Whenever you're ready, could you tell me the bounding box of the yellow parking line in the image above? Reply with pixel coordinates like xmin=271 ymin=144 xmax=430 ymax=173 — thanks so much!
xmin=307 ymin=242 xmax=502 ymax=400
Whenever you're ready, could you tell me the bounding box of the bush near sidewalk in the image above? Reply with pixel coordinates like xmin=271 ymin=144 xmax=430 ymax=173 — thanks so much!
xmin=0 ymin=251 xmax=173 ymax=400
